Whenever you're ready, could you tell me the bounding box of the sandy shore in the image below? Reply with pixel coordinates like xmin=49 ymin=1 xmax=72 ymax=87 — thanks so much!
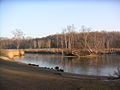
xmin=0 ymin=58 xmax=120 ymax=90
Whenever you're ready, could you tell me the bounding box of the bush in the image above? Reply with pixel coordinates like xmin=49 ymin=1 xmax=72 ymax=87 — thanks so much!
xmin=108 ymin=67 xmax=120 ymax=80
xmin=114 ymin=67 xmax=120 ymax=79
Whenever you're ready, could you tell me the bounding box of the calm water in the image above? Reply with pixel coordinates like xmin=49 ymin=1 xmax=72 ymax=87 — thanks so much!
xmin=20 ymin=54 xmax=120 ymax=76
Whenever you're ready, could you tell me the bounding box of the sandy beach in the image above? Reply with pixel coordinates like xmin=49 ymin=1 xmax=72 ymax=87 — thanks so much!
xmin=0 ymin=58 xmax=120 ymax=90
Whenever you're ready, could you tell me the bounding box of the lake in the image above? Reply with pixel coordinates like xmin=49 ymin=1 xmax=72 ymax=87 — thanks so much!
xmin=20 ymin=54 xmax=120 ymax=76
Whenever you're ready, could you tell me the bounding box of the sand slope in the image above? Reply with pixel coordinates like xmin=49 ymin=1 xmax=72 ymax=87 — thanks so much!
xmin=0 ymin=58 xmax=120 ymax=90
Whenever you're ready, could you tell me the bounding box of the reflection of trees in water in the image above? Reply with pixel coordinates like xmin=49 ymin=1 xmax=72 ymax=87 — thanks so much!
xmin=23 ymin=54 xmax=62 ymax=66
xmin=61 ymin=55 xmax=120 ymax=75
xmin=23 ymin=54 xmax=120 ymax=67
xmin=61 ymin=57 xmax=98 ymax=74
xmin=97 ymin=54 xmax=120 ymax=67
xmin=13 ymin=56 xmax=24 ymax=61
xmin=21 ymin=54 xmax=120 ymax=75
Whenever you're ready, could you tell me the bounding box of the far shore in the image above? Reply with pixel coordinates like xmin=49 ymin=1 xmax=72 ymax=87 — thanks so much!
xmin=1 ymin=48 xmax=120 ymax=60
xmin=0 ymin=56 xmax=120 ymax=90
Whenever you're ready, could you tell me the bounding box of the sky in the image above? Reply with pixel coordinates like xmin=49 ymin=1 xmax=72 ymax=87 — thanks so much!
xmin=0 ymin=0 xmax=120 ymax=38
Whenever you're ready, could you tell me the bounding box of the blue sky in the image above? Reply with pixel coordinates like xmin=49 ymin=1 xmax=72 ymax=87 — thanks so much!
xmin=0 ymin=0 xmax=120 ymax=38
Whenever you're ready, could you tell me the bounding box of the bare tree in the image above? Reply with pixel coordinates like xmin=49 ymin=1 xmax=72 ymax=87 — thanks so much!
xmin=12 ymin=29 xmax=24 ymax=49
xmin=62 ymin=28 xmax=68 ymax=48
xmin=1 ymin=25 xmax=120 ymax=51
xmin=80 ymin=25 xmax=93 ymax=53
xmin=62 ymin=24 xmax=76 ymax=49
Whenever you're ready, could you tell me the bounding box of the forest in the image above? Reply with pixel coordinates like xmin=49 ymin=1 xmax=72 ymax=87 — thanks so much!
xmin=0 ymin=25 xmax=120 ymax=54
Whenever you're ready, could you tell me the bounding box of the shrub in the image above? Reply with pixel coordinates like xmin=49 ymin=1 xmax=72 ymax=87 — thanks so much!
xmin=108 ymin=67 xmax=120 ymax=80
xmin=114 ymin=67 xmax=120 ymax=79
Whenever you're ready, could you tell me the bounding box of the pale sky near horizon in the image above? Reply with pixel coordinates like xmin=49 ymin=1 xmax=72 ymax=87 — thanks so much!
xmin=0 ymin=0 xmax=120 ymax=38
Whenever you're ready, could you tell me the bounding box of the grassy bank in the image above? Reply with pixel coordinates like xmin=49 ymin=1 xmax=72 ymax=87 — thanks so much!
xmin=0 ymin=49 xmax=24 ymax=59
xmin=0 ymin=58 xmax=120 ymax=90
xmin=1 ymin=49 xmax=120 ymax=59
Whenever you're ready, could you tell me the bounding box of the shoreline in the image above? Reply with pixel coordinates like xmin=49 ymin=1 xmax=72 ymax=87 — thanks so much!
xmin=0 ymin=56 xmax=120 ymax=90
xmin=0 ymin=56 xmax=108 ymax=80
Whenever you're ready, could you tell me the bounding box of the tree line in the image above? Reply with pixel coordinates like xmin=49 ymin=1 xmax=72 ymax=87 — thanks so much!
xmin=0 ymin=26 xmax=120 ymax=53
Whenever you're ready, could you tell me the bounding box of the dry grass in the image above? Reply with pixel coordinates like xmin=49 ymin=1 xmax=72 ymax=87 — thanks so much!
xmin=0 ymin=49 xmax=24 ymax=59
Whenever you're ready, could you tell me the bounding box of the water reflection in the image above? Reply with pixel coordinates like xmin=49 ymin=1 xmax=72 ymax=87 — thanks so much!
xmin=20 ymin=54 xmax=120 ymax=76
xmin=13 ymin=56 xmax=24 ymax=61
